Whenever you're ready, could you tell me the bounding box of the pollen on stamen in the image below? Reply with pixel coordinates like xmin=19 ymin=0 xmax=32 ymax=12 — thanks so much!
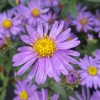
xmin=88 ymin=66 xmax=98 ymax=76
xmin=2 ymin=19 xmax=12 ymax=29
xmin=19 ymin=90 xmax=28 ymax=100
xmin=33 ymin=35 xmax=57 ymax=58
xmin=80 ymin=18 xmax=87 ymax=25
xmin=31 ymin=9 xmax=40 ymax=17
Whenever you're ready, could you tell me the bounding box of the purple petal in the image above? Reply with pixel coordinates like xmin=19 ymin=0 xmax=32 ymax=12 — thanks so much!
xmin=52 ymin=21 xmax=64 ymax=39
xmin=35 ymin=58 xmax=45 ymax=84
xmin=56 ymin=28 xmax=71 ymax=43
xmin=37 ymin=23 xmax=43 ymax=37
xmin=18 ymin=46 xmax=32 ymax=52
xmin=26 ymin=25 xmax=37 ymax=39
xmin=27 ymin=61 xmax=38 ymax=81
xmin=17 ymin=57 xmax=37 ymax=76
xmin=45 ymin=58 xmax=53 ymax=78
xmin=20 ymin=35 xmax=33 ymax=44
xmin=13 ymin=53 xmax=36 ymax=66
xmin=57 ymin=38 xmax=80 ymax=50
xmin=50 ymin=22 xmax=58 ymax=36
xmin=51 ymin=94 xmax=59 ymax=100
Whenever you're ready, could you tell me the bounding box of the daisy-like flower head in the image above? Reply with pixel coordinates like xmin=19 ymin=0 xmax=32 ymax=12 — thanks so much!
xmin=0 ymin=10 xmax=22 ymax=35
xmin=36 ymin=89 xmax=59 ymax=100
xmin=0 ymin=33 xmax=11 ymax=53
xmin=90 ymin=90 xmax=100 ymax=100
xmin=64 ymin=71 xmax=80 ymax=90
xmin=72 ymin=11 xmax=94 ymax=33
xmin=69 ymin=87 xmax=90 ymax=100
xmin=78 ymin=55 xmax=100 ymax=89
xmin=19 ymin=0 xmax=49 ymax=26
xmin=65 ymin=71 xmax=79 ymax=85
xmin=94 ymin=10 xmax=100 ymax=33
xmin=64 ymin=15 xmax=73 ymax=28
xmin=14 ymin=80 xmax=38 ymax=100
xmin=44 ymin=12 xmax=58 ymax=28
xmin=12 ymin=21 xmax=80 ymax=84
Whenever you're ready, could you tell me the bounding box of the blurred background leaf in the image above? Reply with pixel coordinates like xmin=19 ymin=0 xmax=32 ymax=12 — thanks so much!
xmin=0 ymin=0 xmax=7 ymax=11
xmin=84 ymin=0 xmax=100 ymax=2
xmin=8 ymin=0 xmax=16 ymax=7
xmin=50 ymin=83 xmax=68 ymax=100
xmin=59 ymin=0 xmax=77 ymax=19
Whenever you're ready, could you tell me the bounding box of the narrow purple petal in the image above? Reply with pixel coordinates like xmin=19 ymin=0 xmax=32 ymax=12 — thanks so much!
xmin=52 ymin=21 xmax=64 ymax=39
xmin=20 ymin=35 xmax=33 ymax=44
xmin=57 ymin=38 xmax=80 ymax=50
xmin=56 ymin=28 xmax=71 ymax=43
xmin=17 ymin=57 xmax=37 ymax=76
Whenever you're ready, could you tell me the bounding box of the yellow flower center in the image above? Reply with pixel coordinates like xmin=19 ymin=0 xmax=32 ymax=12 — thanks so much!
xmin=31 ymin=9 xmax=40 ymax=17
xmin=2 ymin=19 xmax=12 ymax=29
xmin=67 ymin=37 xmax=72 ymax=41
xmin=80 ymin=18 xmax=87 ymax=25
xmin=16 ymin=0 xmax=20 ymax=5
xmin=65 ymin=17 xmax=69 ymax=22
xmin=33 ymin=35 xmax=57 ymax=58
xmin=19 ymin=90 xmax=28 ymax=100
xmin=88 ymin=66 xmax=98 ymax=76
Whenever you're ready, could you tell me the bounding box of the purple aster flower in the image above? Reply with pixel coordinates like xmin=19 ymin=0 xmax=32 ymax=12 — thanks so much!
xmin=66 ymin=71 xmax=79 ymax=85
xmin=64 ymin=71 xmax=80 ymax=90
xmin=35 ymin=89 xmax=59 ymax=100
xmin=43 ymin=12 xmax=58 ymax=28
xmin=94 ymin=10 xmax=100 ymax=33
xmin=12 ymin=7 xmax=27 ymax=33
xmin=78 ymin=55 xmax=100 ymax=89
xmin=14 ymin=80 xmax=38 ymax=100
xmin=19 ymin=0 xmax=49 ymax=26
xmin=69 ymin=87 xmax=90 ymax=100
xmin=87 ymin=34 xmax=94 ymax=41
xmin=53 ymin=2 xmax=64 ymax=14
xmin=90 ymin=90 xmax=100 ymax=100
xmin=12 ymin=21 xmax=80 ymax=84
xmin=64 ymin=15 xmax=73 ymax=28
xmin=72 ymin=11 xmax=94 ymax=33
xmin=0 ymin=10 xmax=22 ymax=35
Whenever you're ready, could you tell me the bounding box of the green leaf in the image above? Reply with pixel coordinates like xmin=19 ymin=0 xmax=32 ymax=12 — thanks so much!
xmin=59 ymin=5 xmax=69 ymax=18
xmin=8 ymin=0 xmax=16 ymax=7
xmin=84 ymin=0 xmax=100 ymax=2
xmin=0 ymin=0 xmax=6 ymax=11
xmin=24 ymin=0 xmax=29 ymax=5
xmin=50 ymin=83 xmax=68 ymax=100
xmin=60 ymin=1 xmax=77 ymax=19
xmin=68 ymin=2 xmax=77 ymax=19
xmin=59 ymin=0 xmax=70 ymax=4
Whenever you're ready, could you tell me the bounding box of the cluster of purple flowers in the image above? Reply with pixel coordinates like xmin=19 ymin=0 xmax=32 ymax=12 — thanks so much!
xmin=14 ymin=80 xmax=59 ymax=100
xmin=1 ymin=0 xmax=100 ymax=99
